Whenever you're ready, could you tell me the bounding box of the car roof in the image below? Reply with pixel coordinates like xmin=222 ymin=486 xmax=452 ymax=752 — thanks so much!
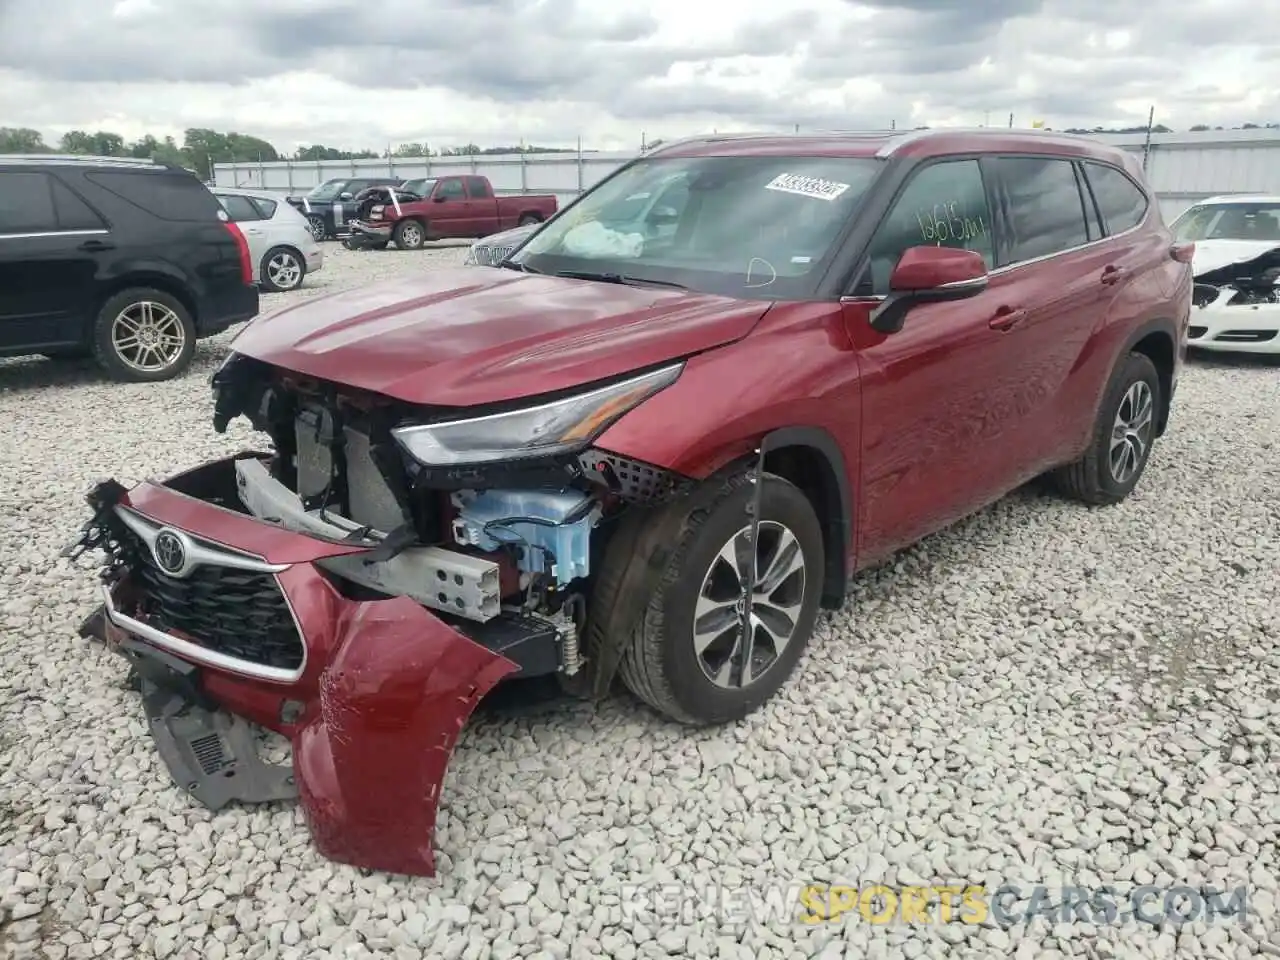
xmin=1192 ymin=194 xmax=1280 ymax=205
xmin=0 ymin=154 xmax=172 ymax=171
xmin=213 ymin=186 xmax=286 ymax=200
xmin=649 ymin=128 xmax=1140 ymax=170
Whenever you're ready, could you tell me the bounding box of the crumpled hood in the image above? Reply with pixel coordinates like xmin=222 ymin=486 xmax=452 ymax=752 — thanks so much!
xmin=1191 ymin=239 xmax=1280 ymax=278
xmin=231 ymin=267 xmax=768 ymax=406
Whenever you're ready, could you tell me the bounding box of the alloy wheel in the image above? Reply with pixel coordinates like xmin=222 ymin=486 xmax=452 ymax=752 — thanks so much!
xmin=306 ymin=216 xmax=326 ymax=241
xmin=110 ymin=302 xmax=187 ymax=374
xmin=1109 ymin=380 xmax=1155 ymax=484
xmin=693 ymin=520 xmax=807 ymax=689
xmin=401 ymin=223 xmax=422 ymax=247
xmin=267 ymin=251 xmax=302 ymax=290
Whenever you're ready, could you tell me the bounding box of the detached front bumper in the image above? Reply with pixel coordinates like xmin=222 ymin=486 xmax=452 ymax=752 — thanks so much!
xmin=68 ymin=465 xmax=519 ymax=877
xmin=349 ymin=220 xmax=393 ymax=241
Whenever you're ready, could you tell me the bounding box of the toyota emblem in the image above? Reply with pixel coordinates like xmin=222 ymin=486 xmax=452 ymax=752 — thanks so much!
xmin=153 ymin=530 xmax=187 ymax=576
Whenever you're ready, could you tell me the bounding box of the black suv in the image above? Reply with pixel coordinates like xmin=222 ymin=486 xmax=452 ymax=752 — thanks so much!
xmin=0 ymin=155 xmax=260 ymax=382
xmin=285 ymin=176 xmax=402 ymax=241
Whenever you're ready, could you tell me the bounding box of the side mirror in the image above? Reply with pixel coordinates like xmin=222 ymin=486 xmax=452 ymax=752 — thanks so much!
xmin=869 ymin=246 xmax=989 ymax=334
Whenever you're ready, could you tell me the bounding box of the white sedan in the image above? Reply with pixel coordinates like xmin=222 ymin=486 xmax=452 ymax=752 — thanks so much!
xmin=212 ymin=187 xmax=324 ymax=292
xmin=1174 ymin=194 xmax=1280 ymax=354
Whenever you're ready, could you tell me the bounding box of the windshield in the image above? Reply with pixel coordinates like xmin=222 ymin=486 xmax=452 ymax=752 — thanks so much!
xmin=512 ymin=155 xmax=884 ymax=299
xmin=400 ymin=178 xmax=437 ymax=196
xmin=1172 ymin=202 xmax=1280 ymax=242
xmin=305 ymin=179 xmax=349 ymax=202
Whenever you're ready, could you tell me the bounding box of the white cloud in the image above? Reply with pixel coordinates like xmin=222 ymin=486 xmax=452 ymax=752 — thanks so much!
xmin=0 ymin=0 xmax=1277 ymax=157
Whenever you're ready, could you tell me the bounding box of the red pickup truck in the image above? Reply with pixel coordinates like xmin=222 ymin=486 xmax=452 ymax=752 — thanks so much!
xmin=348 ymin=174 xmax=558 ymax=250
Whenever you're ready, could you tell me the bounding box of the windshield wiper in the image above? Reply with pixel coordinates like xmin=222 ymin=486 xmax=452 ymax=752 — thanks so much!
xmin=555 ymin=270 xmax=687 ymax=290
xmin=498 ymin=259 xmax=541 ymax=274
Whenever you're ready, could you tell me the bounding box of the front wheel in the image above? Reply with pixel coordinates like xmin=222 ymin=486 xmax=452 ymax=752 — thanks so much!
xmin=306 ymin=215 xmax=327 ymax=242
xmin=91 ymin=288 xmax=196 ymax=383
xmin=393 ymin=219 xmax=426 ymax=250
xmin=1051 ymin=351 xmax=1162 ymax=505
xmin=604 ymin=470 xmax=824 ymax=726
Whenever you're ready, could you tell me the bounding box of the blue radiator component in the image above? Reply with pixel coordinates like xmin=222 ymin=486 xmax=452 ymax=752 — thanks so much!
xmin=451 ymin=489 xmax=595 ymax=586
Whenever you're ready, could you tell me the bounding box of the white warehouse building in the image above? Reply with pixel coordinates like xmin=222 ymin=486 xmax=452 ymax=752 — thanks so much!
xmin=213 ymin=127 xmax=1280 ymax=225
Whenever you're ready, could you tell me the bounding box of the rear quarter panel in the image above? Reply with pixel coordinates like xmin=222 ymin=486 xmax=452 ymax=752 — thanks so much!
xmin=1059 ymin=221 xmax=1186 ymax=457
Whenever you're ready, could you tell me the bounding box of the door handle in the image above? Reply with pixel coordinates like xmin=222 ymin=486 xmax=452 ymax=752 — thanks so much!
xmin=78 ymin=239 xmax=114 ymax=252
xmin=988 ymin=307 xmax=1026 ymax=331
xmin=1101 ymin=265 xmax=1128 ymax=285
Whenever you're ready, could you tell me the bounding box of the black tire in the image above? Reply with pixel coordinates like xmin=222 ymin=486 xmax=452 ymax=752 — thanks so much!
xmin=91 ymin=287 xmax=196 ymax=383
xmin=260 ymin=246 xmax=306 ymax=292
xmin=393 ymin=219 xmax=427 ymax=250
xmin=602 ymin=469 xmax=824 ymax=726
xmin=1052 ymin=351 xmax=1162 ymax=505
xmin=518 ymin=214 xmax=542 ymax=226
xmin=306 ymin=215 xmax=328 ymax=242
xmin=369 ymin=241 xmax=390 ymax=251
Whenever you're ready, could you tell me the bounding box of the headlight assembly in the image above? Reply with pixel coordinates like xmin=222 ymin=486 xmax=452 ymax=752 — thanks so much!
xmin=391 ymin=363 xmax=683 ymax=466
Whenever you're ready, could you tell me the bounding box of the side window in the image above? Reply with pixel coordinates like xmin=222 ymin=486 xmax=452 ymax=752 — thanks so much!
xmin=436 ymin=178 xmax=465 ymax=201
xmin=218 ymin=194 xmax=263 ymax=222
xmin=86 ymin=171 xmax=222 ymax=222
xmin=0 ymin=172 xmax=58 ymax=234
xmin=990 ymin=157 xmax=1090 ymax=265
xmin=1083 ymin=162 xmax=1149 ymax=236
xmin=50 ymin=177 xmax=107 ymax=231
xmin=465 ymin=177 xmax=493 ymax=199
xmin=861 ymin=159 xmax=994 ymax=296
xmin=250 ymin=196 xmax=278 ymax=219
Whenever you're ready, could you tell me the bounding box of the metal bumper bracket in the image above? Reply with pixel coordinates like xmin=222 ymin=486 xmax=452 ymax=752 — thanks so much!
xmin=140 ymin=677 xmax=298 ymax=811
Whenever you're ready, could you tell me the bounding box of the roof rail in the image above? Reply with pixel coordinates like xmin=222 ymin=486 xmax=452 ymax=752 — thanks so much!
xmin=874 ymin=126 xmax=1094 ymax=158
xmin=0 ymin=153 xmax=159 ymax=165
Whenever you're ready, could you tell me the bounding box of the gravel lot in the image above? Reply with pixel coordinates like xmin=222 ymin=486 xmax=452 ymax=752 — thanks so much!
xmin=1 ymin=243 xmax=1278 ymax=960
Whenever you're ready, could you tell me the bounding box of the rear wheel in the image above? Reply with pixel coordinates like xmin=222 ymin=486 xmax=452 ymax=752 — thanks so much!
xmin=601 ymin=469 xmax=824 ymax=726
xmin=394 ymin=219 xmax=426 ymax=250
xmin=518 ymin=214 xmax=542 ymax=226
xmin=260 ymin=246 xmax=305 ymax=291
xmin=91 ymin=287 xmax=196 ymax=382
xmin=1052 ymin=351 xmax=1161 ymax=505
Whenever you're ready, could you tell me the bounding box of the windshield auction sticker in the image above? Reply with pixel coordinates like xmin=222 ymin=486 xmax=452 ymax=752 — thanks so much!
xmin=765 ymin=173 xmax=851 ymax=201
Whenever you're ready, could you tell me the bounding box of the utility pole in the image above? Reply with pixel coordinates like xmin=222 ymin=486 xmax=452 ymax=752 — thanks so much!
xmin=1008 ymin=113 xmax=1014 ymax=128
xmin=1141 ymin=105 xmax=1156 ymax=171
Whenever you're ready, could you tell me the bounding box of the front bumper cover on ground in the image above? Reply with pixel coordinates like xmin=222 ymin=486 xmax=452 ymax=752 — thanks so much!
xmin=70 ymin=471 xmax=519 ymax=877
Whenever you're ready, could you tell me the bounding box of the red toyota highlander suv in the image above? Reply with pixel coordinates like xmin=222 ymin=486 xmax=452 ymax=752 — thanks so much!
xmin=68 ymin=129 xmax=1192 ymax=876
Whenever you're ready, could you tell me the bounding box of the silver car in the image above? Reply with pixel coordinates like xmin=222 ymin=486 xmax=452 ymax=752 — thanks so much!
xmin=212 ymin=187 xmax=324 ymax=292
xmin=463 ymin=222 xmax=540 ymax=266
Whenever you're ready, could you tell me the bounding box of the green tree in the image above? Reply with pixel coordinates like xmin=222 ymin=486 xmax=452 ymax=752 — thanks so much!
xmin=60 ymin=130 xmax=126 ymax=156
xmin=0 ymin=127 xmax=51 ymax=153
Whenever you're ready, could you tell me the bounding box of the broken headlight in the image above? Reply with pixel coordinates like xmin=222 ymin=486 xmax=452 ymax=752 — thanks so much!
xmin=391 ymin=363 xmax=683 ymax=466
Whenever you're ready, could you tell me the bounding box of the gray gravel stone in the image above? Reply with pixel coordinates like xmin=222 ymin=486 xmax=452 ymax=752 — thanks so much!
xmin=1 ymin=244 xmax=1277 ymax=959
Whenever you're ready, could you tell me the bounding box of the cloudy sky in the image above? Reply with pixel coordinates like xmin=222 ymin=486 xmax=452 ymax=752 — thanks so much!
xmin=1 ymin=0 xmax=1277 ymax=154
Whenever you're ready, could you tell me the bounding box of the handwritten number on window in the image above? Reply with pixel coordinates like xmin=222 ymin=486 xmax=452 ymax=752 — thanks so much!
xmin=916 ymin=202 xmax=987 ymax=244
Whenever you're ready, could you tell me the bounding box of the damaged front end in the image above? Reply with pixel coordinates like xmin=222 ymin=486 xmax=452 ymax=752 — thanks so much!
xmin=65 ymin=352 xmax=693 ymax=875
xmin=1189 ymin=246 xmax=1280 ymax=351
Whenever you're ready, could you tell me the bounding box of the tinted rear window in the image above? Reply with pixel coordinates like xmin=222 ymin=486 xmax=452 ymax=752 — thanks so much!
xmin=85 ymin=170 xmax=222 ymax=222
xmin=1083 ymin=162 xmax=1149 ymax=235
xmin=0 ymin=172 xmax=58 ymax=232
xmin=990 ymin=157 xmax=1091 ymax=265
